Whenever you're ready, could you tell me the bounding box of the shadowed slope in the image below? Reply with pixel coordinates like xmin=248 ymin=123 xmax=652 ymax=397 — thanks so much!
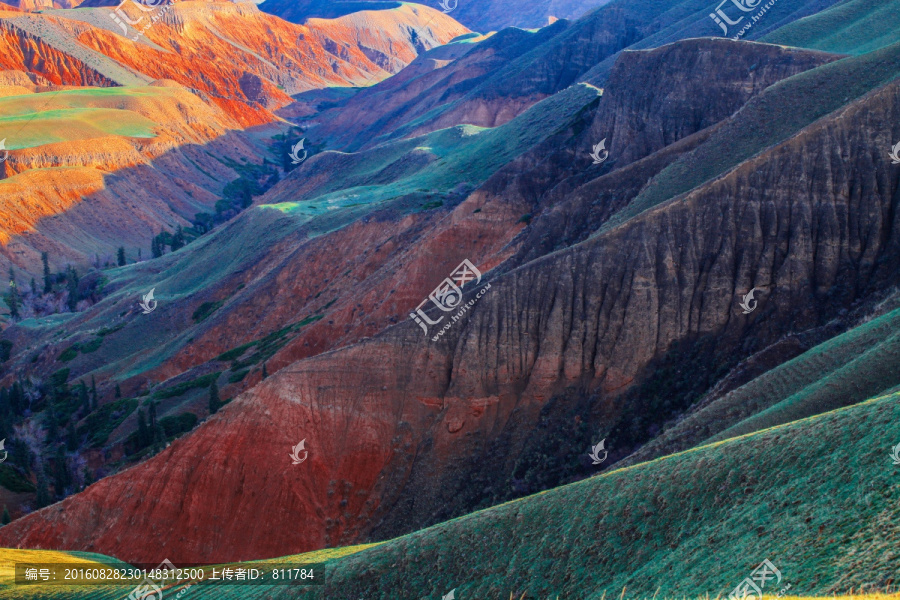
xmin=258 ymin=0 xmax=613 ymax=32
xmin=296 ymin=0 xmax=848 ymax=153
xmin=618 ymin=296 xmax=900 ymax=468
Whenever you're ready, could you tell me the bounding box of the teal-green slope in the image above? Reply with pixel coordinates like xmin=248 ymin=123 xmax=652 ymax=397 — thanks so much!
xmin=621 ymin=299 xmax=900 ymax=468
xmin=266 ymin=82 xmax=601 ymax=214
xmin=761 ymin=0 xmax=900 ymax=55
xmin=8 ymin=390 xmax=899 ymax=599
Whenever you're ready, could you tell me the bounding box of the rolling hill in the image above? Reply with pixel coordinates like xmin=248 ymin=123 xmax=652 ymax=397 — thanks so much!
xmin=1 ymin=385 xmax=897 ymax=597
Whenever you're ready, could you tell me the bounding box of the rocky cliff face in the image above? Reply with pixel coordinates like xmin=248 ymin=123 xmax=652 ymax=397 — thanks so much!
xmin=589 ymin=39 xmax=841 ymax=168
xmin=1 ymin=38 xmax=888 ymax=563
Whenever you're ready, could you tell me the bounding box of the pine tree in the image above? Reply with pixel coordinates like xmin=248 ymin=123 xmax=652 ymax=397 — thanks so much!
xmin=151 ymin=235 xmax=162 ymax=258
xmin=7 ymin=268 xmax=19 ymax=320
xmin=30 ymin=278 xmax=37 ymax=295
xmin=148 ymin=401 xmax=164 ymax=449
xmin=66 ymin=266 xmax=79 ymax=312
xmin=15 ymin=382 xmax=26 ymax=415
xmin=53 ymin=447 xmax=71 ymax=499
xmin=35 ymin=473 xmax=50 ymax=508
xmin=79 ymin=382 xmax=89 ymax=416
xmin=137 ymin=409 xmax=149 ymax=448
xmin=148 ymin=401 xmax=158 ymax=439
xmin=138 ymin=248 xmax=142 ymax=262
xmin=1 ymin=505 xmax=10 ymax=525
xmin=46 ymin=409 xmax=58 ymax=443
xmin=117 ymin=247 xmax=126 ymax=266
xmin=171 ymin=226 xmax=185 ymax=252
xmin=262 ymin=363 xmax=268 ymax=379
xmin=42 ymin=252 xmax=52 ymax=294
xmin=90 ymin=376 xmax=98 ymax=411
xmin=9 ymin=382 xmax=23 ymax=415
xmin=208 ymin=380 xmax=220 ymax=415
xmin=67 ymin=420 xmax=78 ymax=452
xmin=115 ymin=383 xmax=122 ymax=399
xmin=82 ymin=467 xmax=94 ymax=489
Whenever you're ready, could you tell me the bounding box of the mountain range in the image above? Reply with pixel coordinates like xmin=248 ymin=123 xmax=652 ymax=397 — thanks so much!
xmin=0 ymin=0 xmax=898 ymax=596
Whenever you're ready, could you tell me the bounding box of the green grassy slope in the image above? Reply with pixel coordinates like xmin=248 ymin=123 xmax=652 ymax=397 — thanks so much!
xmin=620 ymin=300 xmax=900 ymax=468
xmin=0 ymin=87 xmax=187 ymax=149
xmin=6 ymin=391 xmax=897 ymax=599
xmin=265 ymin=82 xmax=601 ymax=216
xmin=13 ymin=202 xmax=306 ymax=384
xmin=289 ymin=391 xmax=900 ymax=599
xmin=600 ymin=39 xmax=900 ymax=234
xmin=709 ymin=318 xmax=900 ymax=443
xmin=0 ymin=108 xmax=155 ymax=147
xmin=760 ymin=0 xmax=900 ymax=54
xmin=576 ymin=0 xmax=845 ymax=84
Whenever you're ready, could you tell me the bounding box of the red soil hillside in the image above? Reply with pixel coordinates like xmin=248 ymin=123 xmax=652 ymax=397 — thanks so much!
xmin=0 ymin=2 xmax=467 ymax=275
xmin=0 ymin=2 xmax=469 ymax=124
xmin=0 ymin=83 xmax=247 ymax=245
